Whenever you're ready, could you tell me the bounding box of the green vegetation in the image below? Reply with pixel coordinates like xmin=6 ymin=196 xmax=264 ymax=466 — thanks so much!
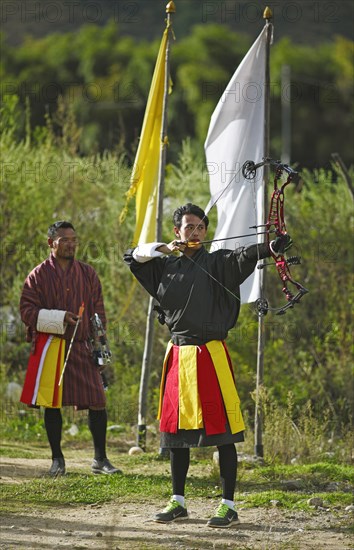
xmin=1 ymin=446 xmax=352 ymax=512
xmin=1 ymin=19 xmax=353 ymax=166
xmin=1 ymin=91 xmax=353 ymax=467
xmin=2 ymin=0 xmax=353 ymax=47
xmin=2 ymin=478 xmax=352 ymax=511
xmin=0 ymin=11 xmax=353 ymax=478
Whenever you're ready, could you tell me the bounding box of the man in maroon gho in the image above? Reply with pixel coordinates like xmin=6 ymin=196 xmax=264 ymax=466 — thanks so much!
xmin=20 ymin=221 xmax=121 ymax=477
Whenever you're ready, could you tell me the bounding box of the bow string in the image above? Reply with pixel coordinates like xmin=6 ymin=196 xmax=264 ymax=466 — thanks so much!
xmin=156 ymin=157 xmax=308 ymax=319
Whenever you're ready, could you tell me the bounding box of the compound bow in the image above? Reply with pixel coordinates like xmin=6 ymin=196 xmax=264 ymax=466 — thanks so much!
xmin=242 ymin=157 xmax=309 ymax=316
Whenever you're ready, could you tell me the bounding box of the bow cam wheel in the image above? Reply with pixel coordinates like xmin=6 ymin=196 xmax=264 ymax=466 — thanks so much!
xmin=242 ymin=161 xmax=257 ymax=180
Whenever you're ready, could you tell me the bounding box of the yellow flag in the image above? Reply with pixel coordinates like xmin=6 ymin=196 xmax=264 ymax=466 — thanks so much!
xmin=122 ymin=28 xmax=169 ymax=246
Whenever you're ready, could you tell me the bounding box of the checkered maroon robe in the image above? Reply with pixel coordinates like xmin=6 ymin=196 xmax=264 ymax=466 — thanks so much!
xmin=20 ymin=253 xmax=106 ymax=408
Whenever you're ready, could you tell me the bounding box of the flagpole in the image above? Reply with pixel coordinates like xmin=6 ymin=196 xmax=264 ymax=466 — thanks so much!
xmin=137 ymin=1 xmax=175 ymax=452
xmin=254 ymin=7 xmax=273 ymax=458
xmin=156 ymin=2 xmax=175 ymax=238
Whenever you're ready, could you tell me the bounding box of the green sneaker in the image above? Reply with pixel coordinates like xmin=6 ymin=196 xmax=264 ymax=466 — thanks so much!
xmin=207 ymin=503 xmax=239 ymax=528
xmin=154 ymin=498 xmax=189 ymax=523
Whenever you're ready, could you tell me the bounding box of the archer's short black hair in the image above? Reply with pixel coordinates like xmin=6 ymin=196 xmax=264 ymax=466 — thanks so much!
xmin=173 ymin=203 xmax=209 ymax=229
xmin=47 ymin=221 xmax=75 ymax=239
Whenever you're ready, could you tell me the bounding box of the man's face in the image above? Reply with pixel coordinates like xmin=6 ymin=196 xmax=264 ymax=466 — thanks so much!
xmin=49 ymin=227 xmax=78 ymax=260
xmin=174 ymin=214 xmax=207 ymax=249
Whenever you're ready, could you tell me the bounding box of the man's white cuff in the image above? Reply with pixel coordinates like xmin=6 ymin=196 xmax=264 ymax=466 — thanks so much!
xmin=269 ymin=240 xmax=278 ymax=256
xmin=37 ymin=309 xmax=67 ymax=334
xmin=132 ymin=242 xmax=165 ymax=263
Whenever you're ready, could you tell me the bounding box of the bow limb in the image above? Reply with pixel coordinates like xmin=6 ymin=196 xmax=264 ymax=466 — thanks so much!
xmin=243 ymin=158 xmax=309 ymax=315
xmin=270 ymin=165 xmax=309 ymax=314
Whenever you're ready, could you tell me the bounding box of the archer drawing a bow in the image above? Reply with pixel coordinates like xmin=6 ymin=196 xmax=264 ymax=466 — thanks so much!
xmin=243 ymin=157 xmax=309 ymax=316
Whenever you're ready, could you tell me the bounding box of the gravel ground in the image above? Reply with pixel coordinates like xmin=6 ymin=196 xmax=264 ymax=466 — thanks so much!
xmin=1 ymin=456 xmax=353 ymax=550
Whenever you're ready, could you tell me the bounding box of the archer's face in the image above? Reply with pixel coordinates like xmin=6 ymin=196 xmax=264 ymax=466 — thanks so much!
xmin=174 ymin=214 xmax=207 ymax=249
xmin=49 ymin=228 xmax=78 ymax=260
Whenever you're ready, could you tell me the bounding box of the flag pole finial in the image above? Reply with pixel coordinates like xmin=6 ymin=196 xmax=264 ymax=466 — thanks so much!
xmin=263 ymin=6 xmax=273 ymax=20
xmin=166 ymin=1 xmax=176 ymax=14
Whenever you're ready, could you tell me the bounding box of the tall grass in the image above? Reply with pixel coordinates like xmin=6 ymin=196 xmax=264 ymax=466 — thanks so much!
xmin=1 ymin=389 xmax=352 ymax=466
xmin=241 ymin=388 xmax=353 ymax=465
xmin=1 ymin=97 xmax=353 ymax=467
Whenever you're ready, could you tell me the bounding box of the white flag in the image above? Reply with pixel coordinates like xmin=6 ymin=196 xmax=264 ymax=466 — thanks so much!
xmin=204 ymin=26 xmax=269 ymax=303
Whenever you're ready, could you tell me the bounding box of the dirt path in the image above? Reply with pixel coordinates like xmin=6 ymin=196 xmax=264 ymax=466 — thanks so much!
xmin=1 ymin=457 xmax=353 ymax=550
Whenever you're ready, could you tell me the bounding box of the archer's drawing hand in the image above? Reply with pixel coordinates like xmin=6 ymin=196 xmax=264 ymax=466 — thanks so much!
xmin=158 ymin=241 xmax=187 ymax=254
xmin=64 ymin=311 xmax=80 ymax=325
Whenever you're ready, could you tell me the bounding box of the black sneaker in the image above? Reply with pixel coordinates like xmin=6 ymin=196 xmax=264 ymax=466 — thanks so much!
xmin=207 ymin=503 xmax=240 ymax=528
xmin=91 ymin=458 xmax=122 ymax=475
xmin=154 ymin=499 xmax=189 ymax=523
xmin=49 ymin=457 xmax=65 ymax=477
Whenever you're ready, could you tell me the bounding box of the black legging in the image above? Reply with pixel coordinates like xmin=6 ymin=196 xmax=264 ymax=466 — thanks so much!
xmin=170 ymin=444 xmax=237 ymax=501
xmin=44 ymin=408 xmax=63 ymax=459
xmin=88 ymin=408 xmax=108 ymax=461
xmin=44 ymin=407 xmax=108 ymax=461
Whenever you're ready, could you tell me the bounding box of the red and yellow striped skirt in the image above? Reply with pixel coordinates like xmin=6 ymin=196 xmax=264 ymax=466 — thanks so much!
xmin=20 ymin=333 xmax=65 ymax=408
xmin=157 ymin=340 xmax=245 ymax=436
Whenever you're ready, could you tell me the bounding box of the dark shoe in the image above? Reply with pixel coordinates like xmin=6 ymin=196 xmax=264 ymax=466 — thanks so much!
xmin=154 ymin=499 xmax=189 ymax=523
xmin=207 ymin=503 xmax=239 ymax=528
xmin=91 ymin=458 xmax=122 ymax=475
xmin=49 ymin=457 xmax=65 ymax=477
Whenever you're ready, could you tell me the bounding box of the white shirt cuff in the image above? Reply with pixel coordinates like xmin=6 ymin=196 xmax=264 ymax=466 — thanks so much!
xmin=269 ymin=240 xmax=277 ymax=256
xmin=37 ymin=309 xmax=67 ymax=334
xmin=132 ymin=242 xmax=166 ymax=263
